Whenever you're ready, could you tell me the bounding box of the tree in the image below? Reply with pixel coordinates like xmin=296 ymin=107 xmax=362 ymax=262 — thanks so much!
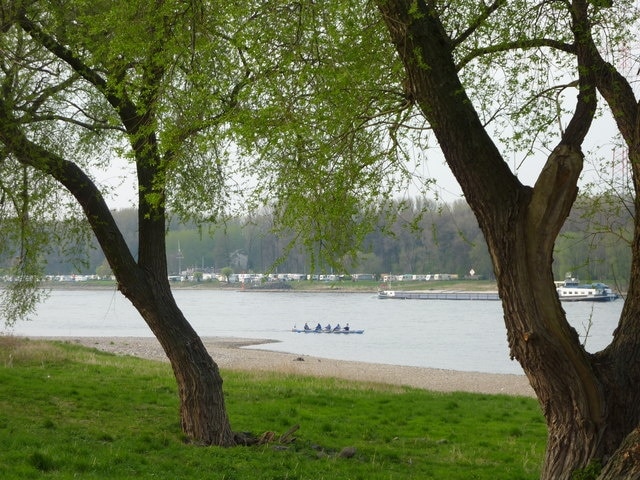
xmin=233 ymin=0 xmax=638 ymax=476
xmin=370 ymin=1 xmax=638 ymax=478
xmin=95 ymin=259 xmax=112 ymax=279
xmin=0 ymin=0 xmax=297 ymax=446
xmin=220 ymin=267 xmax=234 ymax=283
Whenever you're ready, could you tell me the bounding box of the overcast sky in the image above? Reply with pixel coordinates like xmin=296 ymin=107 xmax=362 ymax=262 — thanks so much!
xmin=93 ymin=106 xmax=623 ymax=212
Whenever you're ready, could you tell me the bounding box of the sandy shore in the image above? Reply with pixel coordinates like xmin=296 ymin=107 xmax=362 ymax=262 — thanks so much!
xmin=33 ymin=336 xmax=535 ymax=398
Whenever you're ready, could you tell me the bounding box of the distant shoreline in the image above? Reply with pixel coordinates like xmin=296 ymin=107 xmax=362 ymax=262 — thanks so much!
xmin=6 ymin=279 xmax=498 ymax=294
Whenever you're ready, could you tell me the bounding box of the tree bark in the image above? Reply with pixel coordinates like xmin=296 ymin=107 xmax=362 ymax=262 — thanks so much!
xmin=120 ymin=275 xmax=235 ymax=446
xmin=598 ymin=428 xmax=640 ymax=479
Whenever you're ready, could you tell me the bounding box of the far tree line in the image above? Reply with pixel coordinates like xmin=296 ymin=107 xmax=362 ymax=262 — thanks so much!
xmin=34 ymin=196 xmax=631 ymax=285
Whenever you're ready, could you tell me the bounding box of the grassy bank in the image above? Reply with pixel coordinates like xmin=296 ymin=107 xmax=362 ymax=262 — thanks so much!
xmin=0 ymin=338 xmax=544 ymax=479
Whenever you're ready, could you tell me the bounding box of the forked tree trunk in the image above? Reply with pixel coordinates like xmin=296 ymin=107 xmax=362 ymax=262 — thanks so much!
xmin=477 ymin=146 xmax=612 ymax=479
xmin=375 ymin=2 xmax=640 ymax=478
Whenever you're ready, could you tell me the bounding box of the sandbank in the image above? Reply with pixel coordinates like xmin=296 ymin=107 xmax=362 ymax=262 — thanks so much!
xmin=30 ymin=336 xmax=535 ymax=398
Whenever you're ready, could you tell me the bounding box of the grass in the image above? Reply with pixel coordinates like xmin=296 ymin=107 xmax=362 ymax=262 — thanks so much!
xmin=0 ymin=337 xmax=545 ymax=479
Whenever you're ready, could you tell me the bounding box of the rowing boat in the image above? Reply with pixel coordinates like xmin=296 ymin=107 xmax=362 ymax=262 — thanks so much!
xmin=292 ymin=328 xmax=364 ymax=334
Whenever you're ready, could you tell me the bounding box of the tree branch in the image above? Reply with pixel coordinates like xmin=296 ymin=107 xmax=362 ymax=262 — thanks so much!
xmin=451 ymin=0 xmax=506 ymax=48
xmin=26 ymin=114 xmax=123 ymax=132
xmin=16 ymin=12 xmax=142 ymax=136
xmin=457 ymin=38 xmax=575 ymax=71
xmin=0 ymin=96 xmax=138 ymax=279
xmin=526 ymin=0 xmax=598 ymax=254
xmin=22 ymin=74 xmax=79 ymax=116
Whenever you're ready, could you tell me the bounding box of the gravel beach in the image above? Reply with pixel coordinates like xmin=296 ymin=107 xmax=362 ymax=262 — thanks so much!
xmin=34 ymin=336 xmax=535 ymax=398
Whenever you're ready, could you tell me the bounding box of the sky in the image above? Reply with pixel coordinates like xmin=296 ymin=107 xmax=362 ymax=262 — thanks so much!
xmin=93 ymin=108 xmax=623 ymax=212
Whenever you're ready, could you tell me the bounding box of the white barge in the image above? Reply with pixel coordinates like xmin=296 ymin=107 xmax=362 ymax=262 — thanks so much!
xmin=556 ymin=277 xmax=618 ymax=302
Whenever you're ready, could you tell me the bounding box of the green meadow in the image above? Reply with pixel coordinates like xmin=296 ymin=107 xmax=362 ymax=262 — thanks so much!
xmin=0 ymin=338 xmax=545 ymax=479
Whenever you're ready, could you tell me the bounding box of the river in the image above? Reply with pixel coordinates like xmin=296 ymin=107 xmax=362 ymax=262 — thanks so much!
xmin=4 ymin=289 xmax=623 ymax=375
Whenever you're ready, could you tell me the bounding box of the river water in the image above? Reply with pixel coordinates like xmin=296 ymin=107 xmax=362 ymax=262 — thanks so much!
xmin=4 ymin=289 xmax=623 ymax=375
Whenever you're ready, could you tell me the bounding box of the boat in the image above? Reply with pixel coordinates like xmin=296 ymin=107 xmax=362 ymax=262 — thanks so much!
xmin=292 ymin=327 xmax=364 ymax=334
xmin=556 ymin=277 xmax=618 ymax=302
xmin=377 ymin=290 xmax=500 ymax=300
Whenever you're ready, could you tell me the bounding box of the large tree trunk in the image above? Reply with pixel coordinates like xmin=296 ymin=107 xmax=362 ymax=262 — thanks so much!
xmin=375 ymin=1 xmax=640 ymax=478
xmin=472 ymin=145 xmax=616 ymax=480
xmin=112 ymin=146 xmax=236 ymax=445
xmin=84 ymin=181 xmax=236 ymax=446
xmin=594 ymin=149 xmax=640 ymax=479
xmin=120 ymin=275 xmax=235 ymax=446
